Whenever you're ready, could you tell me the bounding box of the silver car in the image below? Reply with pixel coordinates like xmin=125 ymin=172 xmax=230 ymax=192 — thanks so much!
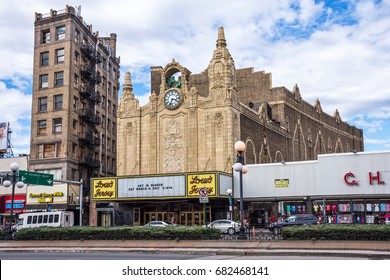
xmin=143 ymin=221 xmax=171 ymax=227
xmin=205 ymin=219 xmax=240 ymax=235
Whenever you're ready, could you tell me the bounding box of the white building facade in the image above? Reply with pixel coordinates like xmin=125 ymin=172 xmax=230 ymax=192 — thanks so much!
xmin=234 ymin=151 xmax=390 ymax=226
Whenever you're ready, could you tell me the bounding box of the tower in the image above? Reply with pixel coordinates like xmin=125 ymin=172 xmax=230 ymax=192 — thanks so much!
xmin=29 ymin=5 xmax=120 ymax=224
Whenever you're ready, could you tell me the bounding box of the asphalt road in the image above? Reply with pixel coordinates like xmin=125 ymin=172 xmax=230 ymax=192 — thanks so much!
xmin=0 ymin=251 xmax=369 ymax=260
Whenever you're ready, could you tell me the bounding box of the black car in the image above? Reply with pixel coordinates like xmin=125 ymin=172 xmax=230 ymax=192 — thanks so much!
xmin=269 ymin=214 xmax=319 ymax=234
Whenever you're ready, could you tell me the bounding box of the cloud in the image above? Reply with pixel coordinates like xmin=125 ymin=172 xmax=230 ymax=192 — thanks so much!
xmin=0 ymin=0 xmax=389 ymax=152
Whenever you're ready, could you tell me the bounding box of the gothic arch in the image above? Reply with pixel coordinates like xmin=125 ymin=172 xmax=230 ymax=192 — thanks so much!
xmin=292 ymin=118 xmax=307 ymax=161
xmin=259 ymin=135 xmax=272 ymax=163
xmin=274 ymin=151 xmax=284 ymax=163
xmin=314 ymin=129 xmax=326 ymax=157
xmin=244 ymin=138 xmax=256 ymax=164
xmin=335 ymin=137 xmax=344 ymax=153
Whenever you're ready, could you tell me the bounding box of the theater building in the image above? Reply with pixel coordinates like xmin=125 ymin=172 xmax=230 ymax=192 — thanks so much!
xmin=89 ymin=27 xmax=363 ymax=226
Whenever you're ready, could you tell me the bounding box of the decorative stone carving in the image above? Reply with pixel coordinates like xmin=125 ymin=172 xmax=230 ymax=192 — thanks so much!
xmin=163 ymin=120 xmax=184 ymax=172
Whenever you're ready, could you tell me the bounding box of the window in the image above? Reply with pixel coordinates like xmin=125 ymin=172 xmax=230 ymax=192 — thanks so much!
xmin=38 ymin=120 xmax=47 ymax=135
xmin=38 ymin=143 xmax=62 ymax=158
xmin=54 ymin=71 xmax=63 ymax=86
xmin=39 ymin=74 xmax=48 ymax=89
xmin=72 ymin=143 xmax=77 ymax=154
xmin=113 ymin=86 xmax=117 ymax=99
xmin=102 ymin=115 xmax=106 ymax=128
xmin=56 ymin=26 xmax=65 ymax=40
xmin=74 ymin=29 xmax=80 ymax=43
xmin=112 ymin=140 xmax=116 ymax=153
xmin=108 ymin=82 xmax=112 ymax=95
xmin=108 ymin=100 xmax=111 ymax=114
xmin=56 ymin=48 xmax=64 ymax=63
xmin=113 ymin=105 xmax=116 ymax=117
xmin=73 ymin=97 xmax=78 ymax=111
xmin=42 ymin=30 xmax=50 ymax=44
xmin=72 ymin=119 xmax=78 ymax=130
xmin=74 ymin=74 xmax=79 ymax=88
xmin=40 ymin=51 xmax=49 ymax=66
xmin=48 ymin=215 xmax=53 ymax=223
xmin=107 ymin=119 xmax=111 ymax=132
xmin=54 ymin=95 xmax=63 ymax=110
xmin=43 ymin=215 xmax=48 ymax=223
xmin=112 ymin=122 xmax=116 ymax=134
xmin=53 ymin=118 xmax=62 ymax=133
xmin=38 ymin=97 xmax=47 ymax=112
xmin=74 ymin=51 xmax=80 ymax=65
xmin=38 ymin=215 xmax=43 ymax=223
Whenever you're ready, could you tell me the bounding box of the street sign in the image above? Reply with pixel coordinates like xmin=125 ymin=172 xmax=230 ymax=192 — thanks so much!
xmin=199 ymin=196 xmax=209 ymax=203
xmin=18 ymin=170 xmax=54 ymax=186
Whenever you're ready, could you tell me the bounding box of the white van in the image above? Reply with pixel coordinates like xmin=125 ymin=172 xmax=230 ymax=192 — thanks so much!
xmin=15 ymin=211 xmax=74 ymax=230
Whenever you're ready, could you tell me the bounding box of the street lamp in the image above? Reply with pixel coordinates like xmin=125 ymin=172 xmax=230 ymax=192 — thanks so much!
xmin=2 ymin=162 xmax=24 ymax=238
xmin=227 ymin=188 xmax=233 ymax=220
xmin=45 ymin=197 xmax=52 ymax=212
xmin=233 ymin=140 xmax=248 ymax=239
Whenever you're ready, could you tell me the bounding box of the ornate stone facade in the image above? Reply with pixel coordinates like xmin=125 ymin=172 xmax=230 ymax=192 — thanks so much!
xmin=117 ymin=27 xmax=363 ymax=176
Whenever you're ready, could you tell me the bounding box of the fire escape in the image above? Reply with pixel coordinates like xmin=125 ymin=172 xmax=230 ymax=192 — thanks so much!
xmin=78 ymin=44 xmax=102 ymax=175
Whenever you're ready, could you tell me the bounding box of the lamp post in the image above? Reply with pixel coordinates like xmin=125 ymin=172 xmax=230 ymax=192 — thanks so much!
xmin=45 ymin=197 xmax=52 ymax=212
xmin=2 ymin=162 xmax=24 ymax=238
xmin=233 ymin=140 xmax=248 ymax=239
xmin=227 ymin=188 xmax=233 ymax=220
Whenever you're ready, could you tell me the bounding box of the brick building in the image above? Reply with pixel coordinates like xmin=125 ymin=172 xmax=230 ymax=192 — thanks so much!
xmin=29 ymin=5 xmax=120 ymax=225
xmin=117 ymin=27 xmax=363 ymax=175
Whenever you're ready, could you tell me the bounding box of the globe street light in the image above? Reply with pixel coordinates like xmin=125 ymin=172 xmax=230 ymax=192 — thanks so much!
xmin=2 ymin=162 xmax=24 ymax=238
xmin=233 ymin=140 xmax=248 ymax=239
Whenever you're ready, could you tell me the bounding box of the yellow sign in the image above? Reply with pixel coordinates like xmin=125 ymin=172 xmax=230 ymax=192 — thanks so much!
xmin=38 ymin=197 xmax=53 ymax=203
xmin=92 ymin=178 xmax=116 ymax=200
xmin=275 ymin=179 xmax=289 ymax=188
xmin=187 ymin=174 xmax=216 ymax=197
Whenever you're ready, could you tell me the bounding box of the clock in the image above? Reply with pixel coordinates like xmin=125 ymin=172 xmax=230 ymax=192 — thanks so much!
xmin=164 ymin=89 xmax=182 ymax=110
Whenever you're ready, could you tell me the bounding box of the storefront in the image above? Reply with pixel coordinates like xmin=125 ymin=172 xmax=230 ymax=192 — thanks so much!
xmin=90 ymin=171 xmax=232 ymax=226
xmin=235 ymin=151 xmax=390 ymax=227
xmin=0 ymin=194 xmax=26 ymax=226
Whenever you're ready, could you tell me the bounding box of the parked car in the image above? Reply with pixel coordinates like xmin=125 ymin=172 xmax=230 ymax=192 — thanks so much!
xmin=268 ymin=214 xmax=319 ymax=234
xmin=204 ymin=219 xmax=240 ymax=235
xmin=143 ymin=221 xmax=172 ymax=227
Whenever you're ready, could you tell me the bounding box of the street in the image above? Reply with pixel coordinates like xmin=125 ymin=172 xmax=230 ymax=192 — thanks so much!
xmin=0 ymin=251 xmax=369 ymax=260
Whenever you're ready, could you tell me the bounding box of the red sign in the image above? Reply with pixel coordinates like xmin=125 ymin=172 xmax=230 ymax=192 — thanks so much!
xmin=344 ymin=171 xmax=385 ymax=186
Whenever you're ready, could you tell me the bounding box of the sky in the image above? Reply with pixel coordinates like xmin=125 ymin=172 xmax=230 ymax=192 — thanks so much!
xmin=0 ymin=0 xmax=389 ymax=156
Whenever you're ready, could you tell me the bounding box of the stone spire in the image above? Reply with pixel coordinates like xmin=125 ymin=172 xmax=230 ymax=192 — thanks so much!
xmin=216 ymin=27 xmax=227 ymax=49
xmin=123 ymin=71 xmax=133 ymax=95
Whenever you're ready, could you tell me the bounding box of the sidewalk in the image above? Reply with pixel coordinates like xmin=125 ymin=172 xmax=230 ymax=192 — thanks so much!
xmin=1 ymin=240 xmax=390 ymax=258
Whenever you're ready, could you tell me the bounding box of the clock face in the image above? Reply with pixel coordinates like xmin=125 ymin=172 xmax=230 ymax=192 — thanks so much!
xmin=164 ymin=90 xmax=181 ymax=109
